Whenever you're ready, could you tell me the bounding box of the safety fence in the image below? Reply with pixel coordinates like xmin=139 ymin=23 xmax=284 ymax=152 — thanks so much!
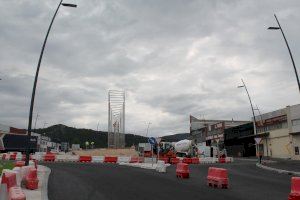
xmin=1 ymin=152 xmax=234 ymax=165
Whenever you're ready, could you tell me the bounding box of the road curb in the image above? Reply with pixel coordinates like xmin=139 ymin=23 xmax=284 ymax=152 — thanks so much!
xmin=256 ymin=163 xmax=300 ymax=176
xmin=40 ymin=165 xmax=51 ymax=200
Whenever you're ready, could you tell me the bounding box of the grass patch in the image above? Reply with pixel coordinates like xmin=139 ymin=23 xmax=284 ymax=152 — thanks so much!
xmin=0 ymin=160 xmax=14 ymax=175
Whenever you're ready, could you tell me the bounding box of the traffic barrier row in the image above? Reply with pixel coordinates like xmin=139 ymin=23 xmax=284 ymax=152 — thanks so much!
xmin=1 ymin=153 xmax=33 ymax=161
xmin=207 ymin=167 xmax=229 ymax=189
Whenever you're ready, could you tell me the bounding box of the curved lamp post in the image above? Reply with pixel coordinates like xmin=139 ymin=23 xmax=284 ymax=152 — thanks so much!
xmin=25 ymin=0 xmax=77 ymax=165
xmin=268 ymin=14 xmax=300 ymax=94
xmin=238 ymin=79 xmax=259 ymax=161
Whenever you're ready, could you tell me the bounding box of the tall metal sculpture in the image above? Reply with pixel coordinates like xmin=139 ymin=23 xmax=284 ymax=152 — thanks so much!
xmin=108 ymin=90 xmax=125 ymax=148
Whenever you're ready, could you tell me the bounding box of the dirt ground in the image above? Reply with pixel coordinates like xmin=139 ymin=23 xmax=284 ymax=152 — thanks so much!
xmin=73 ymin=148 xmax=139 ymax=156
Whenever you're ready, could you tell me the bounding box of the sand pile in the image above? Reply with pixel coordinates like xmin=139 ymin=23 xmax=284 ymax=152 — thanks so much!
xmin=73 ymin=148 xmax=139 ymax=156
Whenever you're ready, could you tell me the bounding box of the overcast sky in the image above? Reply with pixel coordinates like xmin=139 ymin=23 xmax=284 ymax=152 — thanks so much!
xmin=1 ymin=0 xmax=300 ymax=137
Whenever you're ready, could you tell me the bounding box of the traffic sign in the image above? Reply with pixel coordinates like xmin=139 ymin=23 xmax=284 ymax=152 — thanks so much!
xmin=148 ymin=137 xmax=156 ymax=145
xmin=254 ymin=137 xmax=262 ymax=144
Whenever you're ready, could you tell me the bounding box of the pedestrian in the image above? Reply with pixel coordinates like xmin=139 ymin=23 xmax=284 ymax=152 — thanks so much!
xmin=259 ymin=152 xmax=263 ymax=164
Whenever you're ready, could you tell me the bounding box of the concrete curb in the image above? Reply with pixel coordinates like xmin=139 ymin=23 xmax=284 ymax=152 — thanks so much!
xmin=41 ymin=165 xmax=51 ymax=200
xmin=256 ymin=163 xmax=300 ymax=176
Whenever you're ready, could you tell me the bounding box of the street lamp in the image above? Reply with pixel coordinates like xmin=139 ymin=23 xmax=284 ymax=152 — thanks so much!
xmin=145 ymin=122 xmax=152 ymax=137
xmin=25 ymin=0 xmax=77 ymax=165
xmin=238 ymin=78 xmax=259 ymax=161
xmin=268 ymin=14 xmax=300 ymax=94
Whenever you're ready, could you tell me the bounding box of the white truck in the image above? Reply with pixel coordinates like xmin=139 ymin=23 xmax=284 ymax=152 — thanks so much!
xmin=173 ymin=139 xmax=198 ymax=157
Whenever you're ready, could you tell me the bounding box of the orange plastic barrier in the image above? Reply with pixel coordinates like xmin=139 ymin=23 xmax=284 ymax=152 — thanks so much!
xmin=159 ymin=157 xmax=169 ymax=164
xmin=191 ymin=157 xmax=200 ymax=164
xmin=138 ymin=157 xmax=144 ymax=163
xmin=8 ymin=186 xmax=26 ymax=200
xmin=207 ymin=167 xmax=229 ymax=189
xmin=288 ymin=177 xmax=300 ymax=200
xmin=219 ymin=157 xmax=226 ymax=163
xmin=25 ymin=168 xmax=39 ymax=190
xmin=44 ymin=154 xmax=55 ymax=162
xmin=14 ymin=161 xmax=25 ymax=167
xmin=182 ymin=157 xmax=192 ymax=164
xmin=176 ymin=163 xmax=189 ymax=178
xmin=170 ymin=158 xmax=180 ymax=164
xmin=1 ymin=172 xmax=17 ymax=190
xmin=79 ymin=156 xmax=92 ymax=163
xmin=130 ymin=157 xmax=139 ymax=163
xmin=104 ymin=156 xmax=118 ymax=163
xmin=9 ymin=154 xmax=16 ymax=161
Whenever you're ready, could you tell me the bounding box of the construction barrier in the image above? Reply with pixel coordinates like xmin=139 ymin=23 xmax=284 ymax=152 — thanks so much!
xmin=130 ymin=157 xmax=140 ymax=163
xmin=191 ymin=157 xmax=200 ymax=164
xmin=43 ymin=153 xmax=55 ymax=162
xmin=20 ymin=166 xmax=35 ymax=181
xmin=144 ymin=157 xmax=157 ymax=163
xmin=92 ymin=156 xmax=104 ymax=163
xmin=176 ymin=163 xmax=189 ymax=178
xmin=65 ymin=155 xmax=79 ymax=162
xmin=117 ymin=156 xmax=130 ymax=163
xmin=170 ymin=158 xmax=180 ymax=164
xmin=8 ymin=186 xmax=26 ymax=200
xmin=159 ymin=157 xmax=169 ymax=164
xmin=9 ymin=154 xmax=16 ymax=161
xmin=1 ymin=172 xmax=17 ymax=190
xmin=11 ymin=167 xmax=22 ymax=186
xmin=14 ymin=161 xmax=25 ymax=168
xmin=182 ymin=158 xmax=192 ymax=164
xmin=2 ymin=153 xmax=7 ymax=160
xmin=219 ymin=157 xmax=226 ymax=163
xmin=207 ymin=167 xmax=229 ymax=189
xmin=104 ymin=156 xmax=118 ymax=163
xmin=156 ymin=160 xmax=167 ymax=173
xmin=79 ymin=156 xmax=92 ymax=163
xmin=15 ymin=153 xmax=22 ymax=161
xmin=288 ymin=177 xmax=300 ymax=200
xmin=56 ymin=155 xmax=67 ymax=162
xmin=25 ymin=168 xmax=39 ymax=190
xmin=225 ymin=157 xmax=234 ymax=163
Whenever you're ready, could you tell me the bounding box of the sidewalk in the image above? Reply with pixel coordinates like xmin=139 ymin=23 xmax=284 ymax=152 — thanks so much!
xmin=263 ymin=159 xmax=300 ymax=172
xmin=23 ymin=165 xmax=51 ymax=200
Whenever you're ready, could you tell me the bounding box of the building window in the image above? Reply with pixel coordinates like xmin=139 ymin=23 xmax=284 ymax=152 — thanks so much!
xmin=295 ymin=146 xmax=299 ymax=155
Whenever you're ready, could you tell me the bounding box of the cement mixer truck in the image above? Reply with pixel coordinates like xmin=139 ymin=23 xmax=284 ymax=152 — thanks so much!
xmin=173 ymin=139 xmax=198 ymax=157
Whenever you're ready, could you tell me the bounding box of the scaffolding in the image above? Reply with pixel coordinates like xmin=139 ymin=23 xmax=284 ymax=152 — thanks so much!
xmin=108 ymin=90 xmax=125 ymax=148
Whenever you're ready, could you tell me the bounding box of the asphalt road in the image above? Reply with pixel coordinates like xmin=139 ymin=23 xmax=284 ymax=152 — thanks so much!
xmin=44 ymin=160 xmax=292 ymax=200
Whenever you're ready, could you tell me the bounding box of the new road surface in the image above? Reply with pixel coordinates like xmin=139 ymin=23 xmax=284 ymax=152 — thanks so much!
xmin=44 ymin=160 xmax=291 ymax=200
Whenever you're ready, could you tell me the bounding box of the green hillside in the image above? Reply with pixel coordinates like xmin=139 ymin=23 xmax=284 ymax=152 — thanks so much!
xmin=34 ymin=124 xmax=188 ymax=148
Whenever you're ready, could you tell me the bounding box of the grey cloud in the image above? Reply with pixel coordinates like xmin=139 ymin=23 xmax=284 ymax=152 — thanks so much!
xmin=1 ymin=0 xmax=300 ymax=136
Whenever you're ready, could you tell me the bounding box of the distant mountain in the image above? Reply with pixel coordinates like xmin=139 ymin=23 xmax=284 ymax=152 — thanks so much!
xmin=33 ymin=124 xmax=189 ymax=148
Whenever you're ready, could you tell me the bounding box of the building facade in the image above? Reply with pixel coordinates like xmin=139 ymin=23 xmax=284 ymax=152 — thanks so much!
xmin=256 ymin=104 xmax=300 ymax=160
xmin=190 ymin=115 xmax=249 ymax=149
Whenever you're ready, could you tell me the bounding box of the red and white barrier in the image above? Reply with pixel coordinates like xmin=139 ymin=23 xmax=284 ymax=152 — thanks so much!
xmin=92 ymin=156 xmax=104 ymax=163
xmin=207 ymin=167 xmax=229 ymax=189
